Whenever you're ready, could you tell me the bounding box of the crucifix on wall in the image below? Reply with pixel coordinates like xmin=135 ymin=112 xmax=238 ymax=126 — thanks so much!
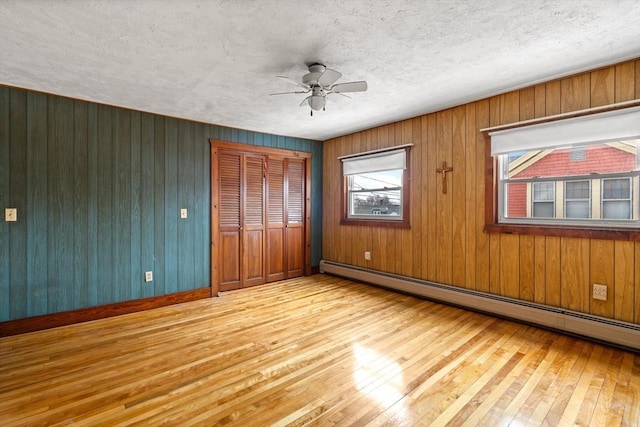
xmin=436 ymin=161 xmax=453 ymax=194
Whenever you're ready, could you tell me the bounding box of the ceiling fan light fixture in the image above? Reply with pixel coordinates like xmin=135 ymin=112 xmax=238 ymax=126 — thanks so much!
xmin=309 ymin=95 xmax=326 ymax=111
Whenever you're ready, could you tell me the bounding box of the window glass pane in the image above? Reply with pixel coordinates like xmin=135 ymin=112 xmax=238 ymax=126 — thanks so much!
xmin=533 ymin=182 xmax=554 ymax=201
xmin=348 ymin=169 xmax=403 ymax=219
xmin=566 ymin=181 xmax=590 ymax=199
xmin=603 ymin=200 xmax=631 ymax=219
xmin=603 ymin=178 xmax=630 ymax=199
xmin=533 ymin=201 xmax=554 ymax=218
xmin=566 ymin=201 xmax=590 ymax=218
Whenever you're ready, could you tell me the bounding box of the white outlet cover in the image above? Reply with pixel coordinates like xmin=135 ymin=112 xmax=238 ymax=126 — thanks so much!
xmin=592 ymin=284 xmax=607 ymax=301
xmin=145 ymin=271 xmax=153 ymax=282
xmin=5 ymin=208 xmax=17 ymax=222
xmin=180 ymin=208 xmax=188 ymax=219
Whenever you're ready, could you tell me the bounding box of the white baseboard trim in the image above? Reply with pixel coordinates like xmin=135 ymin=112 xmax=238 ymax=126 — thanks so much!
xmin=319 ymin=260 xmax=640 ymax=351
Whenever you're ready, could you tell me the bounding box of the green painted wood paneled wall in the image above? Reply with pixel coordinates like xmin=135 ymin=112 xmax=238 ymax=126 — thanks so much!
xmin=0 ymin=86 xmax=323 ymax=322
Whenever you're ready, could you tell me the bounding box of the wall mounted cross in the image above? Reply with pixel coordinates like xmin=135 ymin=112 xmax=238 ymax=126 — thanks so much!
xmin=436 ymin=161 xmax=453 ymax=194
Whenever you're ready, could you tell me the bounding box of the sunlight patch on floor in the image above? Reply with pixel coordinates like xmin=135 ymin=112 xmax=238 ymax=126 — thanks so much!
xmin=353 ymin=343 xmax=406 ymax=416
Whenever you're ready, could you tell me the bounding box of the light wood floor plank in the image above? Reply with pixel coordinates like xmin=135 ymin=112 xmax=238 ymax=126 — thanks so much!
xmin=541 ymin=340 xmax=597 ymax=426
xmin=456 ymin=328 xmax=554 ymax=426
xmin=622 ymin=354 xmax=640 ymax=426
xmin=574 ymin=347 xmax=617 ymax=426
xmin=1 ymin=274 xmax=637 ymax=426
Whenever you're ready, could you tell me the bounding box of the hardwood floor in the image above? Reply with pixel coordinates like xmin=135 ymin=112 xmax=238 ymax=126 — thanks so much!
xmin=1 ymin=274 xmax=638 ymax=426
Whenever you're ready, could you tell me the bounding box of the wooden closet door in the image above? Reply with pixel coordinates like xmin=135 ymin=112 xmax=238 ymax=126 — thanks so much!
xmin=266 ymin=157 xmax=305 ymax=281
xmin=285 ymin=158 xmax=305 ymax=278
xmin=266 ymin=157 xmax=286 ymax=282
xmin=218 ymin=150 xmax=242 ymax=291
xmin=212 ymin=140 xmax=310 ymax=294
xmin=242 ymin=154 xmax=266 ymax=288
xmin=217 ymin=149 xmax=265 ymax=291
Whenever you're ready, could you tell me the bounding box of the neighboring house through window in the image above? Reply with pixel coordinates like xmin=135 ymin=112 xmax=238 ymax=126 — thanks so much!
xmin=532 ymin=182 xmax=555 ymax=218
xmin=485 ymin=104 xmax=640 ymax=238
xmin=340 ymin=145 xmax=411 ymax=227
xmin=603 ymin=178 xmax=632 ymax=219
xmin=565 ymin=180 xmax=590 ymax=219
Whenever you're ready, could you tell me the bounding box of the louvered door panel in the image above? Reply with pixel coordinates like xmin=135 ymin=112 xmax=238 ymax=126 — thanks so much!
xmin=219 ymin=152 xmax=241 ymax=228
xmin=218 ymin=151 xmax=241 ymax=291
xmin=245 ymin=155 xmax=265 ymax=226
xmin=287 ymin=159 xmax=304 ymax=224
xmin=286 ymin=158 xmax=305 ymax=278
xmin=212 ymin=141 xmax=309 ymax=293
xmin=243 ymin=154 xmax=265 ymax=287
xmin=266 ymin=158 xmax=285 ymax=282
xmin=268 ymin=158 xmax=284 ymax=224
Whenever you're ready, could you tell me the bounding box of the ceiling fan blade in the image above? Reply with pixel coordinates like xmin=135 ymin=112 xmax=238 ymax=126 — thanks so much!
xmin=318 ymin=68 xmax=342 ymax=87
xmin=331 ymin=81 xmax=368 ymax=93
xmin=329 ymin=91 xmax=351 ymax=99
xmin=277 ymin=76 xmax=311 ymax=90
xmin=269 ymin=90 xmax=309 ymax=96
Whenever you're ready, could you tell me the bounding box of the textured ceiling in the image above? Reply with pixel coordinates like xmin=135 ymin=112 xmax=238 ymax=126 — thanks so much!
xmin=1 ymin=0 xmax=639 ymax=141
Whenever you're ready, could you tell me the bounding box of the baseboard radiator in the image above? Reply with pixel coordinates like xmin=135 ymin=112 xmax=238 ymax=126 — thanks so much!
xmin=319 ymin=260 xmax=640 ymax=351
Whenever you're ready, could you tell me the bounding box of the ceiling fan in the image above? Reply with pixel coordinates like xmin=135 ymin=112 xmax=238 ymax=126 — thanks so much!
xmin=270 ymin=63 xmax=368 ymax=116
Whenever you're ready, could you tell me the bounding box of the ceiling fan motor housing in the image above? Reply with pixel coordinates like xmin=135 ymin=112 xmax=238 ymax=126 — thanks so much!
xmin=302 ymin=63 xmax=327 ymax=86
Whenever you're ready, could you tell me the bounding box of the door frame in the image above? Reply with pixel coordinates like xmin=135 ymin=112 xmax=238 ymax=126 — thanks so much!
xmin=210 ymin=139 xmax=312 ymax=296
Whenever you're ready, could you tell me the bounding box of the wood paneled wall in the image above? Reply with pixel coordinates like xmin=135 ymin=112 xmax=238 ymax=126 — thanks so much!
xmin=323 ymin=59 xmax=640 ymax=323
xmin=0 ymin=85 xmax=322 ymax=322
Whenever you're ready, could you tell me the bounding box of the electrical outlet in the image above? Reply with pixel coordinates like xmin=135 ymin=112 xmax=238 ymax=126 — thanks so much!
xmin=593 ymin=283 xmax=607 ymax=301
xmin=364 ymin=251 xmax=371 ymax=261
xmin=145 ymin=271 xmax=153 ymax=282
xmin=5 ymin=208 xmax=17 ymax=222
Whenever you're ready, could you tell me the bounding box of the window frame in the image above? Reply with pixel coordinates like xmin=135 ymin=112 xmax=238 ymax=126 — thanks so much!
xmin=341 ymin=146 xmax=411 ymax=228
xmin=483 ymin=101 xmax=640 ymax=241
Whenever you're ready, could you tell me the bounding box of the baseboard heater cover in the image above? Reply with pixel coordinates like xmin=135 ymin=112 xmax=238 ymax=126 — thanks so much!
xmin=319 ymin=260 xmax=639 ymax=351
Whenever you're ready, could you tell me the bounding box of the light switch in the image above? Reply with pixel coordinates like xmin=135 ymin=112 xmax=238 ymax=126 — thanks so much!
xmin=5 ymin=208 xmax=17 ymax=222
xmin=180 ymin=208 xmax=188 ymax=219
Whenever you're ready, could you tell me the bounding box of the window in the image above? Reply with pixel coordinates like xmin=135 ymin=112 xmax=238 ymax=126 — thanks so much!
xmin=532 ymin=182 xmax=555 ymax=218
xmin=484 ymin=103 xmax=640 ymax=239
xmin=347 ymin=170 xmax=403 ymax=218
xmin=499 ymin=142 xmax=638 ymax=226
xmin=340 ymin=146 xmax=411 ymax=227
xmin=565 ymin=180 xmax=590 ymax=218
xmin=602 ymin=178 xmax=631 ymax=219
